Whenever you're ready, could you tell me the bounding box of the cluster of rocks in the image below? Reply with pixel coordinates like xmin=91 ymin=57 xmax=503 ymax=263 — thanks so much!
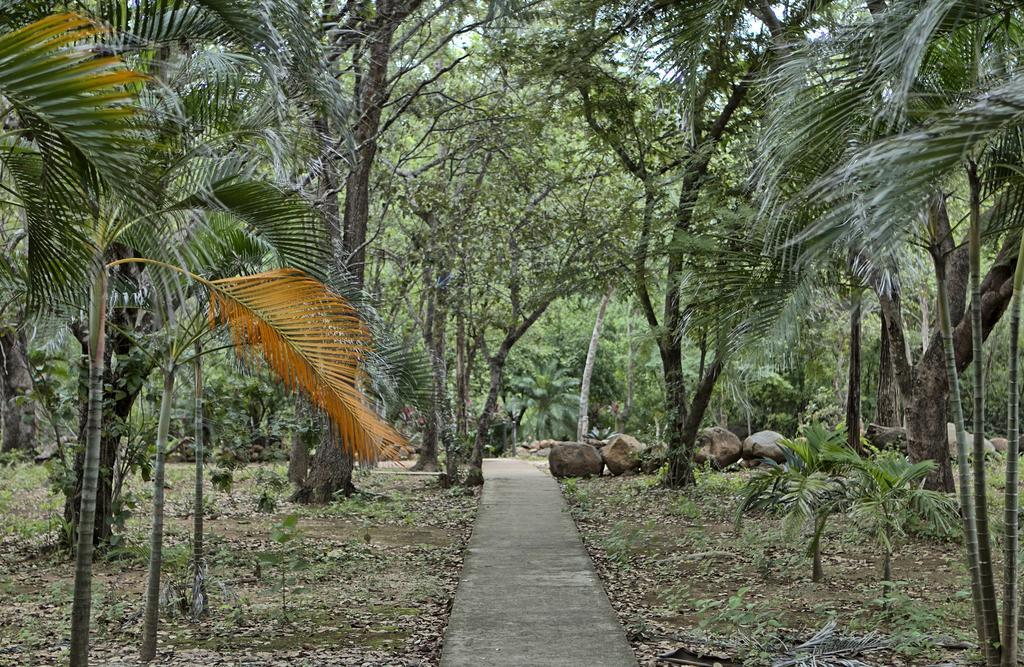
xmin=533 ymin=434 xmax=647 ymax=478
xmin=527 ymin=419 xmax=1018 ymax=481
xmin=865 ymin=422 xmax=1011 ymax=458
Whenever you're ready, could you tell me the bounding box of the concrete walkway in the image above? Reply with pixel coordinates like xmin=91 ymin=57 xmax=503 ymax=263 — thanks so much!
xmin=440 ymin=459 xmax=637 ymax=666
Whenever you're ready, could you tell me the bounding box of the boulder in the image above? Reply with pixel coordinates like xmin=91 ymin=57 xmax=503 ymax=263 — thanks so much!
xmin=516 ymin=446 xmax=531 ymax=457
xmin=742 ymin=430 xmax=786 ymax=463
xmin=534 ymin=448 xmax=551 ymax=458
xmin=694 ymin=427 xmax=742 ymax=469
xmin=864 ymin=423 xmax=907 ymax=452
xmin=601 ymin=434 xmax=645 ymax=475
xmin=549 ymin=442 xmax=604 ymax=478
xmin=527 ymin=439 xmax=557 ymax=452
xmin=640 ymin=444 xmax=668 ymax=474
xmin=947 ymin=423 xmax=996 ymax=458
xmin=991 ymin=437 xmax=1009 ymax=455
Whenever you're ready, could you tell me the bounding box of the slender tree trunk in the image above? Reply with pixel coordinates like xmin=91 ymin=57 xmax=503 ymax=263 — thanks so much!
xmin=811 ymin=514 xmax=827 ymax=583
xmin=191 ymin=344 xmax=207 ymax=620
xmin=877 ymin=306 xmax=901 ymax=427
xmin=455 ymin=312 xmax=469 ymax=438
xmin=920 ymin=294 xmax=930 ymax=355
xmin=414 ymin=241 xmax=441 ymax=472
xmin=968 ymin=166 xmax=1001 ymax=666
xmin=847 ymin=288 xmax=863 ymax=452
xmin=140 ymin=365 xmax=176 ymax=662
xmin=623 ymin=314 xmax=633 ymax=431
xmin=935 ymin=223 xmax=991 ymax=660
xmin=1000 ymin=237 xmax=1024 ymax=667
xmin=578 ymin=287 xmax=613 ymax=441
xmin=70 ymin=267 xmax=108 ymax=667
xmin=0 ymin=328 xmax=35 ymax=453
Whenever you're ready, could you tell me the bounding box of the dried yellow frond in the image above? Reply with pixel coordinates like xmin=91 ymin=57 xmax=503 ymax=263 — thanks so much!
xmin=208 ymin=269 xmax=405 ymax=462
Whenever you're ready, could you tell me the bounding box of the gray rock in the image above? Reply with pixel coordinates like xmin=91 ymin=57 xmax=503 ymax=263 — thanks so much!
xmin=865 ymin=423 xmax=907 ymax=452
xmin=946 ymin=423 xmax=996 ymax=458
xmin=742 ymin=430 xmax=786 ymax=463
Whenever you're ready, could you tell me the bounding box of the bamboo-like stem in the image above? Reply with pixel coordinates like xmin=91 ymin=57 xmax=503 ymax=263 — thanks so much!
xmin=192 ymin=342 xmax=207 ymax=620
xmin=933 ymin=203 xmax=989 ymax=654
xmin=968 ymin=164 xmax=1001 ymax=667
xmin=69 ymin=266 xmax=108 ymax=667
xmin=1000 ymin=235 xmax=1024 ymax=667
xmin=140 ymin=364 xmax=176 ymax=661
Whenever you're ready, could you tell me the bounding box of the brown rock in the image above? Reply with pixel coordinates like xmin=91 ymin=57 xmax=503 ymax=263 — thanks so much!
xmin=549 ymin=442 xmax=604 ymax=478
xmin=694 ymin=427 xmax=742 ymax=469
xmin=601 ymin=434 xmax=644 ymax=475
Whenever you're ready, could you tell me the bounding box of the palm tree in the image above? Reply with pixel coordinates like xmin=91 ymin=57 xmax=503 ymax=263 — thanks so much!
xmin=736 ymin=423 xmax=854 ymax=582
xmin=756 ymin=3 xmax=1024 ymax=662
xmin=846 ymin=453 xmax=958 ymax=585
xmin=0 ymin=7 xmax=394 ymax=664
xmin=511 ymin=361 xmax=580 ymax=441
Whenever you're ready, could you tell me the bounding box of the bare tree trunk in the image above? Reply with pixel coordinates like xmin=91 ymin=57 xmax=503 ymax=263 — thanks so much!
xmin=70 ymin=267 xmax=107 ymax=667
xmin=287 ymin=431 xmax=308 ymax=487
xmin=0 ymin=328 xmax=35 ymax=453
xmin=293 ymin=433 xmax=356 ymax=504
xmin=623 ymin=314 xmax=633 ymax=431
xmin=140 ymin=366 xmax=176 ymax=662
xmin=455 ymin=311 xmax=469 ymax=438
xmin=577 ymin=288 xmax=613 ymax=441
xmin=191 ymin=345 xmax=207 ymax=620
xmin=846 ymin=288 xmax=863 ymax=452
xmin=466 ymin=358 xmax=503 ymax=487
xmin=876 ymin=305 xmax=901 ymax=427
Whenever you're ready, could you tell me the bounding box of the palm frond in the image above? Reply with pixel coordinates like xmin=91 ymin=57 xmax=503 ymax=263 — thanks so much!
xmin=206 ymin=268 xmax=405 ymax=462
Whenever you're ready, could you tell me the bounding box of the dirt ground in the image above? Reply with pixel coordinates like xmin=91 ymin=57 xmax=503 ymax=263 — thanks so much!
xmin=0 ymin=462 xmax=477 ymax=666
xmin=559 ymin=468 xmax=980 ymax=666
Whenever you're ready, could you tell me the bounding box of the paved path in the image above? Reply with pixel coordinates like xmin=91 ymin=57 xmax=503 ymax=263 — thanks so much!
xmin=440 ymin=459 xmax=637 ymax=666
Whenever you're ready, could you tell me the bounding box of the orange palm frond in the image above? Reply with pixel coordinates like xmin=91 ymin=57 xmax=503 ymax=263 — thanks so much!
xmin=207 ymin=268 xmax=405 ymax=462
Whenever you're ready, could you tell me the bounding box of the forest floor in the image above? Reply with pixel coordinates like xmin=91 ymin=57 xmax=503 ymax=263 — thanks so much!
xmin=0 ymin=461 xmax=477 ymax=666
xmin=558 ymin=466 xmax=981 ymax=667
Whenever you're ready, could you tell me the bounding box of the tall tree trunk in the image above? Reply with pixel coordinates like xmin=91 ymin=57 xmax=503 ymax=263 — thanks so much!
xmin=140 ymin=365 xmax=176 ymax=662
xmin=192 ymin=345 xmax=207 ymax=620
xmin=623 ymin=314 xmax=633 ymax=431
xmin=64 ymin=332 xmax=150 ymax=548
xmin=0 ymin=328 xmax=35 ymax=453
xmin=413 ymin=231 xmax=441 ymax=472
xmin=577 ymin=287 xmax=613 ymax=441
xmin=466 ymin=358 xmax=503 ymax=487
xmin=70 ymin=267 xmax=108 ymax=667
xmin=1001 ymin=237 xmax=1024 ymax=667
xmin=876 ymin=305 xmax=901 ymax=427
xmin=430 ymin=300 xmax=457 ymax=483
xmin=968 ymin=166 xmax=1001 ymax=666
xmin=846 ymin=288 xmax=863 ymax=452
xmin=455 ymin=311 xmax=469 ymax=438
xmin=662 ymin=338 xmax=692 ymax=487
xmin=934 ymin=200 xmax=992 ymax=662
